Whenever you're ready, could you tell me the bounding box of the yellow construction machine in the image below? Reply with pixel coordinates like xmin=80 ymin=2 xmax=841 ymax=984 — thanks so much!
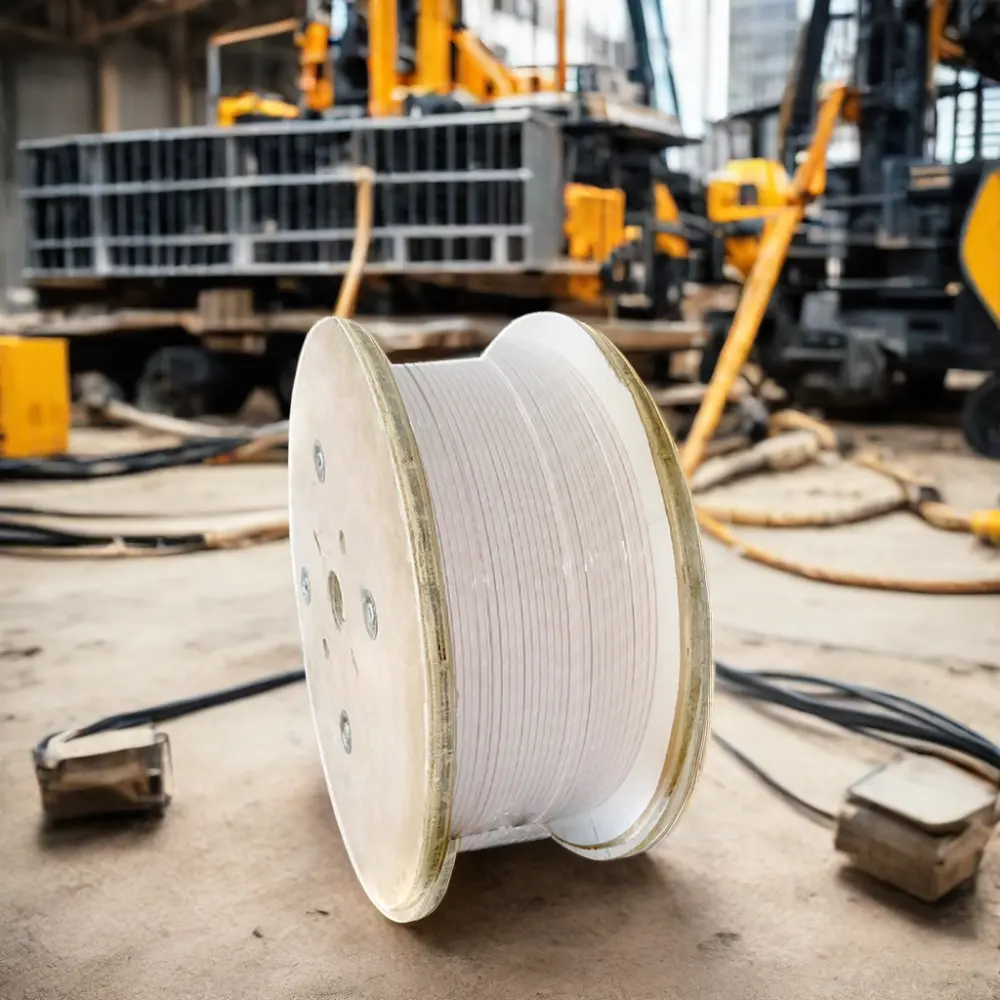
xmin=18 ymin=0 xmax=706 ymax=417
xmin=205 ymin=0 xmax=697 ymax=319
xmin=698 ymin=0 xmax=1000 ymax=458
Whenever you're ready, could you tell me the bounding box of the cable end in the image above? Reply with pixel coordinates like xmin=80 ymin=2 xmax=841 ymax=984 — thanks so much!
xmin=834 ymin=755 xmax=998 ymax=903
xmin=35 ymin=727 xmax=173 ymax=823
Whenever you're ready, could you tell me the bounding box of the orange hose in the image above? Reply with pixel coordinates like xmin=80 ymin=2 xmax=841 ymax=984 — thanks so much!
xmin=696 ymin=508 xmax=1000 ymax=595
xmin=853 ymin=450 xmax=1000 ymax=542
xmin=768 ymin=409 xmax=839 ymax=451
xmin=692 ymin=433 xmax=1000 ymax=590
xmin=696 ymin=493 xmax=906 ymax=529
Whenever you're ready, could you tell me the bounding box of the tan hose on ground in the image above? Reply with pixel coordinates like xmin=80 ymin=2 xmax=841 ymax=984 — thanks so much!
xmin=696 ymin=492 xmax=907 ymax=529
xmin=89 ymin=397 xmax=288 ymax=441
xmin=696 ymin=507 xmax=1000 ymax=595
xmin=691 ymin=430 xmax=822 ymax=492
xmin=854 ymin=449 xmax=1000 ymax=544
xmin=731 ymin=426 xmax=998 ymax=542
xmin=692 ymin=426 xmax=910 ymax=529
xmin=691 ymin=429 xmax=1000 ymax=591
xmin=692 ymin=432 xmax=1000 ymax=590
xmin=768 ymin=408 xmax=839 ymax=451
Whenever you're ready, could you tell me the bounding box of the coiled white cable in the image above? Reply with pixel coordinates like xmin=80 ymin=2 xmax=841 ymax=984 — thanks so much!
xmin=395 ymin=345 xmax=656 ymax=839
xmin=288 ymin=313 xmax=712 ymax=922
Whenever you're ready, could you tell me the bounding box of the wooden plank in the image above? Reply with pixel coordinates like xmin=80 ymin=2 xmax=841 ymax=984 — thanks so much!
xmin=3 ymin=310 xmax=706 ymax=354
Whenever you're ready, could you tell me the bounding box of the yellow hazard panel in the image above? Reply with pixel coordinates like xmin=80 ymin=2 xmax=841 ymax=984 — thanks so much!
xmin=961 ymin=169 xmax=1000 ymax=327
xmin=0 ymin=336 xmax=71 ymax=458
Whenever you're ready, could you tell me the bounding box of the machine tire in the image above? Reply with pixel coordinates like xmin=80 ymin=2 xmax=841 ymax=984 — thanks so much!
xmin=961 ymin=373 xmax=1000 ymax=459
xmin=698 ymin=312 xmax=731 ymax=385
xmin=901 ymin=370 xmax=950 ymax=410
xmin=652 ymin=254 xmax=684 ymax=321
xmin=135 ymin=347 xmax=255 ymax=419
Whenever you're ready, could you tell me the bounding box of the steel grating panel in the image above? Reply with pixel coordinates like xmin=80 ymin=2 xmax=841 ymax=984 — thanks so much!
xmin=17 ymin=108 xmax=564 ymax=279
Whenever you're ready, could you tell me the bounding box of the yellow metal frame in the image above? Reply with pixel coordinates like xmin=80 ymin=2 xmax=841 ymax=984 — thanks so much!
xmin=416 ymin=0 xmax=453 ymax=94
xmin=366 ymin=0 xmax=567 ymax=113
xmin=707 ymin=158 xmax=794 ymax=278
xmin=651 ymin=183 xmax=689 ymax=260
xmin=368 ymin=0 xmax=400 ymax=115
xmin=216 ymin=92 xmax=299 ymax=126
xmin=563 ymin=184 xmax=627 ymax=302
xmin=209 ymin=18 xmax=305 ymax=126
xmin=452 ymin=28 xmax=517 ymax=100
xmin=209 ymin=0 xmax=574 ymax=121
xmin=296 ymin=18 xmax=334 ymax=113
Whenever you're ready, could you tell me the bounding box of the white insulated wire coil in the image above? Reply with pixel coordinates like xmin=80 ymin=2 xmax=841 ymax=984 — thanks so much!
xmin=395 ymin=345 xmax=656 ymax=841
xmin=288 ymin=314 xmax=712 ymax=921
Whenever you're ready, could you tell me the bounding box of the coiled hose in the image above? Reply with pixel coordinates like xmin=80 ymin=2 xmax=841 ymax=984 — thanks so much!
xmin=681 ymin=329 xmax=1000 ymax=592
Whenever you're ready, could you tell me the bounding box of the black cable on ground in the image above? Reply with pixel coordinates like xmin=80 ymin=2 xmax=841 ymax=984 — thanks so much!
xmin=0 ymin=519 xmax=206 ymax=551
xmin=0 ymin=502 xmax=281 ymax=520
xmin=36 ymin=660 xmax=999 ymax=835
xmin=37 ymin=659 xmax=838 ymax=831
xmin=0 ymin=515 xmax=289 ymax=557
xmin=716 ymin=662 xmax=1000 ymax=773
xmin=712 ymin=732 xmax=837 ymax=826
xmin=0 ymin=437 xmax=251 ymax=482
xmin=34 ymin=668 xmax=306 ymax=766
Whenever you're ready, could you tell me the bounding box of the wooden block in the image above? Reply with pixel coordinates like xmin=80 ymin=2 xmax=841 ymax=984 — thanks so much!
xmin=835 ymin=757 xmax=998 ymax=902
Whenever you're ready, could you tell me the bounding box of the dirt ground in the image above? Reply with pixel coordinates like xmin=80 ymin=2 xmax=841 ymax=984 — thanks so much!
xmin=1 ymin=421 xmax=999 ymax=1000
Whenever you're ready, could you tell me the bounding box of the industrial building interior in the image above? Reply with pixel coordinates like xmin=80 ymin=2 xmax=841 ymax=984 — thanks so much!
xmin=1 ymin=2 xmax=999 ymax=998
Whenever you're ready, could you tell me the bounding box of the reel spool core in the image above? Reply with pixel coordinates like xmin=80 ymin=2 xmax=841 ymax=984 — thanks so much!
xmin=289 ymin=313 xmax=713 ymax=922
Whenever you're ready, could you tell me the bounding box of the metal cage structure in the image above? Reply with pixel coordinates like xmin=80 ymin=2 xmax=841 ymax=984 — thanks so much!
xmin=18 ymin=108 xmax=564 ymax=280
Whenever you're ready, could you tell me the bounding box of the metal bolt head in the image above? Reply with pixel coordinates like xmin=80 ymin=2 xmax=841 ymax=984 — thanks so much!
xmin=313 ymin=441 xmax=326 ymax=482
xmin=362 ymin=590 xmax=378 ymax=640
xmin=340 ymin=710 xmax=352 ymax=754
xmin=300 ymin=566 xmax=311 ymax=604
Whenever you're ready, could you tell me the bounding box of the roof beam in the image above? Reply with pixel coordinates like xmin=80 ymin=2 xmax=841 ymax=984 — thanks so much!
xmin=83 ymin=0 xmax=217 ymax=43
xmin=0 ymin=16 xmax=69 ymax=45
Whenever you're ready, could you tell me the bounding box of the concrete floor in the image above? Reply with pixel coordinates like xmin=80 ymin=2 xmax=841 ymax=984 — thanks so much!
xmin=1 ymin=424 xmax=999 ymax=999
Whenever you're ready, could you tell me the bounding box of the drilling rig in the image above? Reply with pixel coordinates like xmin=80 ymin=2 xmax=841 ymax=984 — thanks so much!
xmin=705 ymin=0 xmax=1000 ymax=457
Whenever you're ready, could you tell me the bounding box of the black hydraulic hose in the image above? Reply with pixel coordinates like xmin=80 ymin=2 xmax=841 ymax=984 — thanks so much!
xmin=0 ymin=437 xmax=250 ymax=482
xmin=0 ymin=519 xmax=205 ymax=551
xmin=715 ymin=662 xmax=1000 ymax=772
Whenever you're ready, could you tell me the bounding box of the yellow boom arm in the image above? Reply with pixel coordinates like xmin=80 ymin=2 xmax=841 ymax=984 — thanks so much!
xmin=682 ymin=83 xmax=849 ymax=476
